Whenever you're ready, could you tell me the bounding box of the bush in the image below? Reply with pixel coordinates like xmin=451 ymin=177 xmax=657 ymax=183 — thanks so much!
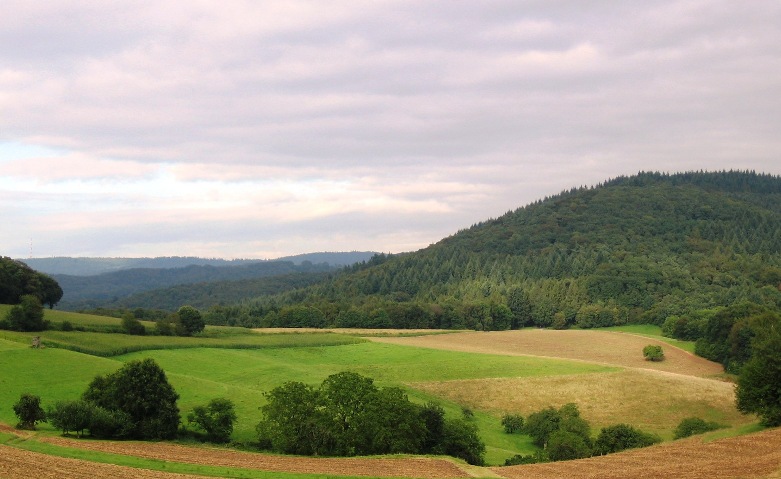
xmin=13 ymin=393 xmax=47 ymax=430
xmin=501 ymin=414 xmax=524 ymax=433
xmin=5 ymin=295 xmax=47 ymax=332
xmin=673 ymin=417 xmax=724 ymax=439
xmin=88 ymin=407 xmax=133 ymax=439
xmin=121 ymin=314 xmax=146 ymax=335
xmin=83 ymin=358 xmax=180 ymax=439
xmin=643 ymin=344 xmax=665 ymax=361
xmin=594 ymin=423 xmax=661 ymax=454
xmin=547 ymin=430 xmax=592 ymax=461
xmin=504 ymin=452 xmax=546 ymax=465
xmin=187 ymin=398 xmax=237 ymax=443
xmin=441 ymin=418 xmax=486 ymax=466
xmin=47 ymin=400 xmax=92 ymax=437
xmin=178 ymin=305 xmax=205 ymax=336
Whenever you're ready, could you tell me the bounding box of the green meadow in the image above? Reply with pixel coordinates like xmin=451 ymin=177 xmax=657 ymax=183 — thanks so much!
xmin=0 ymin=307 xmax=621 ymax=465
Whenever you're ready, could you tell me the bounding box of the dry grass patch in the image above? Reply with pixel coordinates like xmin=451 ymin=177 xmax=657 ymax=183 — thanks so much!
xmin=372 ymin=329 xmax=723 ymax=377
xmin=411 ymin=369 xmax=751 ymax=437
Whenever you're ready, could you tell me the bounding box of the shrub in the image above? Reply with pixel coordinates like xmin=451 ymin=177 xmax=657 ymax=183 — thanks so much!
xmin=83 ymin=358 xmax=180 ymax=439
xmin=547 ymin=430 xmax=592 ymax=461
xmin=594 ymin=423 xmax=661 ymax=454
xmin=47 ymin=400 xmax=92 ymax=437
xmin=121 ymin=314 xmax=146 ymax=335
xmin=673 ymin=417 xmax=724 ymax=439
xmin=13 ymin=393 xmax=47 ymax=430
xmin=501 ymin=414 xmax=524 ymax=434
xmin=187 ymin=398 xmax=237 ymax=443
xmin=643 ymin=344 xmax=665 ymax=361
xmin=504 ymin=452 xmax=546 ymax=465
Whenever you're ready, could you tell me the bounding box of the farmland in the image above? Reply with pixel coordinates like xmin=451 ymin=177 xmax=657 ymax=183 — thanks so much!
xmin=0 ymin=308 xmax=778 ymax=478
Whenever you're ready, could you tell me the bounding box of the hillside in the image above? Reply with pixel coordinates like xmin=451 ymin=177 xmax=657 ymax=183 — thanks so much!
xmin=236 ymin=171 xmax=781 ymax=333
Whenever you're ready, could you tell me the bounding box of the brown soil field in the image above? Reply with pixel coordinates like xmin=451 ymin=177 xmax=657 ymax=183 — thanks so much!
xmin=370 ymin=329 xmax=723 ymax=376
xmin=37 ymin=436 xmax=472 ymax=478
xmin=411 ymin=369 xmax=752 ymax=435
xmin=491 ymin=426 xmax=781 ymax=479
xmin=4 ymin=428 xmax=781 ymax=479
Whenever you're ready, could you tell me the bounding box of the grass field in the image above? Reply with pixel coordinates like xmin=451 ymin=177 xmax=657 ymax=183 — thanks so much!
xmin=0 ymin=309 xmax=763 ymax=474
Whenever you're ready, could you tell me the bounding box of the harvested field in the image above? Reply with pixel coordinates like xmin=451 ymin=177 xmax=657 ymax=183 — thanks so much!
xmin=491 ymin=426 xmax=781 ymax=479
xmin=38 ymin=436 xmax=472 ymax=478
xmin=411 ymin=369 xmax=752 ymax=435
xmin=371 ymin=329 xmax=723 ymax=376
xmin=0 ymin=444 xmax=205 ymax=479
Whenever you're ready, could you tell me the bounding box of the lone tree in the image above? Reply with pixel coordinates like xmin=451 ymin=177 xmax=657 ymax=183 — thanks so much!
xmin=643 ymin=344 xmax=665 ymax=362
xmin=83 ymin=358 xmax=180 ymax=439
xmin=177 ymin=305 xmax=205 ymax=336
xmin=736 ymin=321 xmax=781 ymax=426
xmin=13 ymin=393 xmax=47 ymax=430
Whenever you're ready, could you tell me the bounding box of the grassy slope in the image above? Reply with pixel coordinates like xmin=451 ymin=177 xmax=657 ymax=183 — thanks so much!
xmin=117 ymin=342 xmax=613 ymax=462
xmin=0 ymin=308 xmax=749 ymax=467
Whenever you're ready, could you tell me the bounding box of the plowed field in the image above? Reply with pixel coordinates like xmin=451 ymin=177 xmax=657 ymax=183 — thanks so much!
xmin=371 ymin=329 xmax=723 ymax=376
xmin=37 ymin=436 xmax=471 ymax=478
xmin=492 ymin=427 xmax=781 ymax=479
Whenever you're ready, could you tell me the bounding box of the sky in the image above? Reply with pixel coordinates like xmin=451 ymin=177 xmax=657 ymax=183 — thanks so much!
xmin=2 ymin=1 xmax=780 ymax=260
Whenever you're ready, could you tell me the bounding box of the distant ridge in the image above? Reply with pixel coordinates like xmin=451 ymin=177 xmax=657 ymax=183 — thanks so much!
xmin=21 ymin=251 xmax=377 ymax=276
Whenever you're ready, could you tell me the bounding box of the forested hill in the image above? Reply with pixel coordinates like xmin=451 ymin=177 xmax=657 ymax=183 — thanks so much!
xmin=235 ymin=171 xmax=781 ymax=334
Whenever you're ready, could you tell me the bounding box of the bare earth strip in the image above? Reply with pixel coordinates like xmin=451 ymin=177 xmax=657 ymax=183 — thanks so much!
xmin=370 ymin=329 xmax=723 ymax=376
xmin=0 ymin=444 xmax=205 ymax=479
xmin=37 ymin=436 xmax=472 ymax=479
xmin=491 ymin=427 xmax=781 ymax=479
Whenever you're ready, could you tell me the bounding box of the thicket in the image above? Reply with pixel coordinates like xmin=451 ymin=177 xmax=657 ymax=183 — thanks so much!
xmin=256 ymin=371 xmax=486 ymax=465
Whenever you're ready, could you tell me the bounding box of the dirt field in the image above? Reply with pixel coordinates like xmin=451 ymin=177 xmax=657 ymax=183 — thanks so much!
xmin=370 ymin=329 xmax=724 ymax=376
xmin=492 ymin=427 xmax=781 ymax=479
xmin=4 ymin=428 xmax=781 ymax=479
xmin=38 ymin=436 xmax=472 ymax=478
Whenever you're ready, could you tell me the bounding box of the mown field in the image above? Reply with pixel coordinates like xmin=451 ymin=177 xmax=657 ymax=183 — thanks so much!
xmin=0 ymin=307 xmax=774 ymax=478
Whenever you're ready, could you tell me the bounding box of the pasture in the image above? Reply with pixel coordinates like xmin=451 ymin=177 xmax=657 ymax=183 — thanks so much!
xmin=0 ymin=308 xmax=767 ymax=476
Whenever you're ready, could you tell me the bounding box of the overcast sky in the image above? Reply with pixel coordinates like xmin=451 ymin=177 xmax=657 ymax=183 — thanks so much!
xmin=2 ymin=1 xmax=780 ymax=259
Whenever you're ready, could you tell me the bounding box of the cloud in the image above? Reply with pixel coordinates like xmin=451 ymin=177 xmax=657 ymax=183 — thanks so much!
xmin=1 ymin=1 xmax=780 ymax=258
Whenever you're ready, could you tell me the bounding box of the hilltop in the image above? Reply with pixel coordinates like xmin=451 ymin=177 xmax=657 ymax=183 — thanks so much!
xmin=233 ymin=171 xmax=781 ymax=332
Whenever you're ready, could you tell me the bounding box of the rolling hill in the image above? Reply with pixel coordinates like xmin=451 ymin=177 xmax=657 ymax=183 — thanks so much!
xmin=236 ymin=171 xmax=781 ymax=333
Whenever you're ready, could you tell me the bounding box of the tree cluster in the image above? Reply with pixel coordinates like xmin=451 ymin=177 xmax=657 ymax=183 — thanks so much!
xmin=1 ymin=294 xmax=47 ymax=331
xmin=43 ymin=358 xmax=182 ymax=440
xmin=256 ymin=371 xmax=486 ymax=465
xmin=0 ymin=257 xmax=63 ymax=308
xmin=503 ymin=403 xmax=660 ymax=463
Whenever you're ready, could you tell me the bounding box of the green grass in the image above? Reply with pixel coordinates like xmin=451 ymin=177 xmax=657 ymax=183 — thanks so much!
xmin=600 ymin=324 xmax=697 ymax=353
xmin=0 ymin=304 xmax=152 ymax=333
xmin=117 ymin=342 xmax=613 ymax=448
xmin=0 ymin=340 xmax=122 ymax=427
xmin=0 ymin=329 xmax=364 ymax=356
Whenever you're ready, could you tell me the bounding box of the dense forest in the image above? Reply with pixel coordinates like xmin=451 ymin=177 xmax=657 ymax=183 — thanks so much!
xmin=198 ymin=171 xmax=781 ymax=370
